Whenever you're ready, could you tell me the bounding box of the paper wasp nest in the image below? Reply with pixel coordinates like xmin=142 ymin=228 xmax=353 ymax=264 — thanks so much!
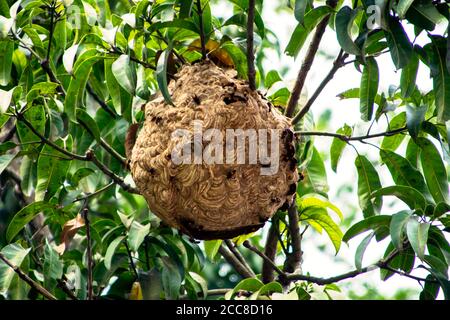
xmin=130 ymin=61 xmax=298 ymax=240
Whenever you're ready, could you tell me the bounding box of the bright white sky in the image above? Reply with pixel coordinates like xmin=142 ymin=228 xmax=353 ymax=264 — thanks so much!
xmin=213 ymin=0 xmax=448 ymax=299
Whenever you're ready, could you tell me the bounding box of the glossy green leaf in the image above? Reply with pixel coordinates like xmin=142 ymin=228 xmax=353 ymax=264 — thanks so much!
xmin=336 ymin=6 xmax=361 ymax=56
xmin=265 ymin=70 xmax=282 ymax=90
xmin=105 ymin=236 xmax=125 ymax=270
xmin=112 ymin=55 xmax=136 ymax=95
xmin=371 ymin=186 xmax=426 ymax=211
xmin=380 ymin=150 xmax=428 ymax=195
xmin=76 ymin=109 xmax=101 ymax=142
xmin=285 ymin=6 xmax=333 ymax=58
xmin=433 ymin=202 xmax=450 ymax=218
xmin=419 ymin=274 xmax=440 ymax=300
xmin=330 ymin=124 xmax=352 ymax=172
xmin=6 ymin=202 xmax=55 ymax=242
xmin=0 ymin=40 xmax=13 ymax=86
xmin=0 ymin=153 xmax=16 ymax=175
xmin=127 ymin=221 xmax=150 ymax=252
xmin=343 ymin=215 xmax=391 ymax=242
xmin=380 ymin=243 xmax=415 ymax=281
xmin=43 ymin=240 xmax=63 ymax=285
xmin=390 ymin=210 xmax=412 ymax=250
xmin=406 ymin=105 xmax=426 ymax=139
xmin=299 ymin=147 xmax=329 ymax=197
xmin=400 ymin=52 xmax=419 ymax=98
xmin=204 ymin=240 xmax=222 ymax=261
xmin=406 ymin=218 xmax=430 ymax=260
xmin=294 ymin=0 xmax=309 ymax=23
xmin=396 ymin=0 xmax=414 ymax=18
xmin=355 ymin=231 xmax=376 ymax=271
xmin=384 ymin=16 xmax=413 ymax=69
xmin=0 ymin=244 xmax=31 ymax=296
xmin=381 ymin=112 xmax=407 ymax=151
xmin=156 ymin=49 xmax=174 ymax=106
xmin=359 ymin=57 xmax=379 ymax=121
xmin=355 ymin=155 xmax=382 ymax=218
xmin=35 ymin=136 xmax=72 ymax=201
xmin=417 ymin=137 xmax=449 ymax=203
xmin=161 ymin=256 xmax=182 ymax=300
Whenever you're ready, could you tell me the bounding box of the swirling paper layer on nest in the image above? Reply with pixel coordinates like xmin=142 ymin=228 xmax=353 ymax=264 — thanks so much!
xmin=130 ymin=61 xmax=299 ymax=239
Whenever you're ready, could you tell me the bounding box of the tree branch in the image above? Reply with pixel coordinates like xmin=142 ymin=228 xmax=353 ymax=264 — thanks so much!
xmin=195 ymin=0 xmax=207 ymax=60
xmin=224 ymin=240 xmax=255 ymax=277
xmin=219 ymin=244 xmax=254 ymax=279
xmin=262 ymin=217 xmax=279 ymax=283
xmin=86 ymin=84 xmax=118 ymax=119
xmin=295 ymin=126 xmax=408 ymax=142
xmin=246 ymin=0 xmax=256 ymax=90
xmin=291 ymin=50 xmax=348 ymax=124
xmin=285 ymin=0 xmax=339 ymax=117
xmin=0 ymin=252 xmax=57 ymax=300
xmin=284 ymin=198 xmax=302 ymax=274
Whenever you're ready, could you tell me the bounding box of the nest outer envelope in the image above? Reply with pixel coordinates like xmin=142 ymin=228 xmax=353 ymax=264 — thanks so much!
xmin=130 ymin=61 xmax=299 ymax=240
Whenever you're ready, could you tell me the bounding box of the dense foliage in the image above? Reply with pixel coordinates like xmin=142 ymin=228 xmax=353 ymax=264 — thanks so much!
xmin=0 ymin=0 xmax=449 ymax=300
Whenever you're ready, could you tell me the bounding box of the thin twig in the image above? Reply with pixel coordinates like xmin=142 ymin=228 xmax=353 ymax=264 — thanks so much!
xmin=218 ymin=244 xmax=254 ymax=279
xmin=73 ymin=182 xmax=115 ymax=203
xmin=285 ymin=0 xmax=339 ymax=117
xmin=46 ymin=1 xmax=56 ymax=62
xmin=124 ymin=241 xmax=139 ymax=280
xmin=82 ymin=206 xmax=93 ymax=300
xmin=243 ymin=240 xmax=285 ymax=277
xmin=291 ymin=50 xmax=348 ymax=124
xmin=0 ymin=252 xmax=57 ymax=300
xmin=295 ymin=126 xmax=408 ymax=142
xmin=86 ymin=84 xmax=118 ymax=118
xmin=224 ymin=240 xmax=255 ymax=277
xmin=246 ymin=0 xmax=256 ymax=90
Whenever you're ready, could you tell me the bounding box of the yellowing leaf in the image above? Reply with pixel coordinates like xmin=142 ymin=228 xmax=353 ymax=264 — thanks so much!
xmin=55 ymin=214 xmax=85 ymax=255
xmin=129 ymin=282 xmax=143 ymax=300
xmin=188 ymin=39 xmax=234 ymax=67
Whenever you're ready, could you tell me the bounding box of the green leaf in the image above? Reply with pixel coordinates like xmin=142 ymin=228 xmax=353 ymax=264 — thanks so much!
xmin=76 ymin=109 xmax=101 ymax=142
xmin=285 ymin=6 xmax=333 ymax=58
xmin=127 ymin=221 xmax=150 ymax=252
xmin=416 ymin=137 xmax=449 ymax=203
xmin=298 ymin=196 xmax=343 ymax=220
xmin=301 ymin=208 xmax=343 ymax=253
xmin=396 ymin=0 xmax=415 ymax=18
xmin=156 ymin=48 xmax=174 ymax=106
xmin=161 ymin=256 xmax=182 ymax=300
xmin=6 ymin=202 xmax=55 ymax=242
xmin=355 ymin=231 xmax=376 ymax=271
xmin=294 ymin=0 xmax=309 ymax=23
xmin=384 ymin=16 xmax=413 ymax=69
xmin=35 ymin=136 xmax=72 ymax=201
xmin=0 ymin=40 xmax=13 ymax=86
xmin=371 ymin=186 xmax=426 ymax=211
xmin=419 ymin=274 xmax=440 ymax=300
xmin=380 ymin=150 xmax=428 ymax=195
xmin=359 ymin=57 xmax=379 ymax=121
xmin=433 ymin=202 xmax=450 ymax=218
xmin=0 ymin=153 xmax=16 ymax=175
xmin=204 ymin=240 xmax=222 ymax=261
xmin=343 ymin=215 xmax=392 ymax=242
xmin=16 ymin=105 xmax=46 ymax=145
xmin=355 ymin=155 xmax=382 ymax=218
xmin=0 ymin=244 xmax=31 ymax=296
xmin=104 ymin=59 xmax=122 ymax=115
xmin=380 ymin=243 xmax=415 ymax=280
xmin=299 ymin=147 xmax=329 ymax=197
xmin=43 ymin=240 xmax=63 ymax=285
xmin=406 ymin=218 xmax=430 ymax=260
xmin=390 ymin=210 xmax=412 ymax=250
xmin=104 ymin=236 xmax=125 ymax=270
xmin=264 ymin=70 xmax=282 ymax=90
xmin=426 ymin=36 xmax=450 ymax=122
xmin=226 ymin=278 xmax=263 ymax=300
xmin=336 ymin=6 xmax=361 ymax=56
xmin=112 ymin=55 xmax=136 ymax=95
xmin=400 ymin=52 xmax=419 ymax=98
xmin=178 ymin=0 xmax=193 ymax=18
xmin=330 ymin=124 xmax=352 ymax=172
xmin=406 ymin=105 xmax=426 ymax=139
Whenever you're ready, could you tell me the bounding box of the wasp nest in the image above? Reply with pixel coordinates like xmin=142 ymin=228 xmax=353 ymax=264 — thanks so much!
xmin=130 ymin=61 xmax=298 ymax=240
